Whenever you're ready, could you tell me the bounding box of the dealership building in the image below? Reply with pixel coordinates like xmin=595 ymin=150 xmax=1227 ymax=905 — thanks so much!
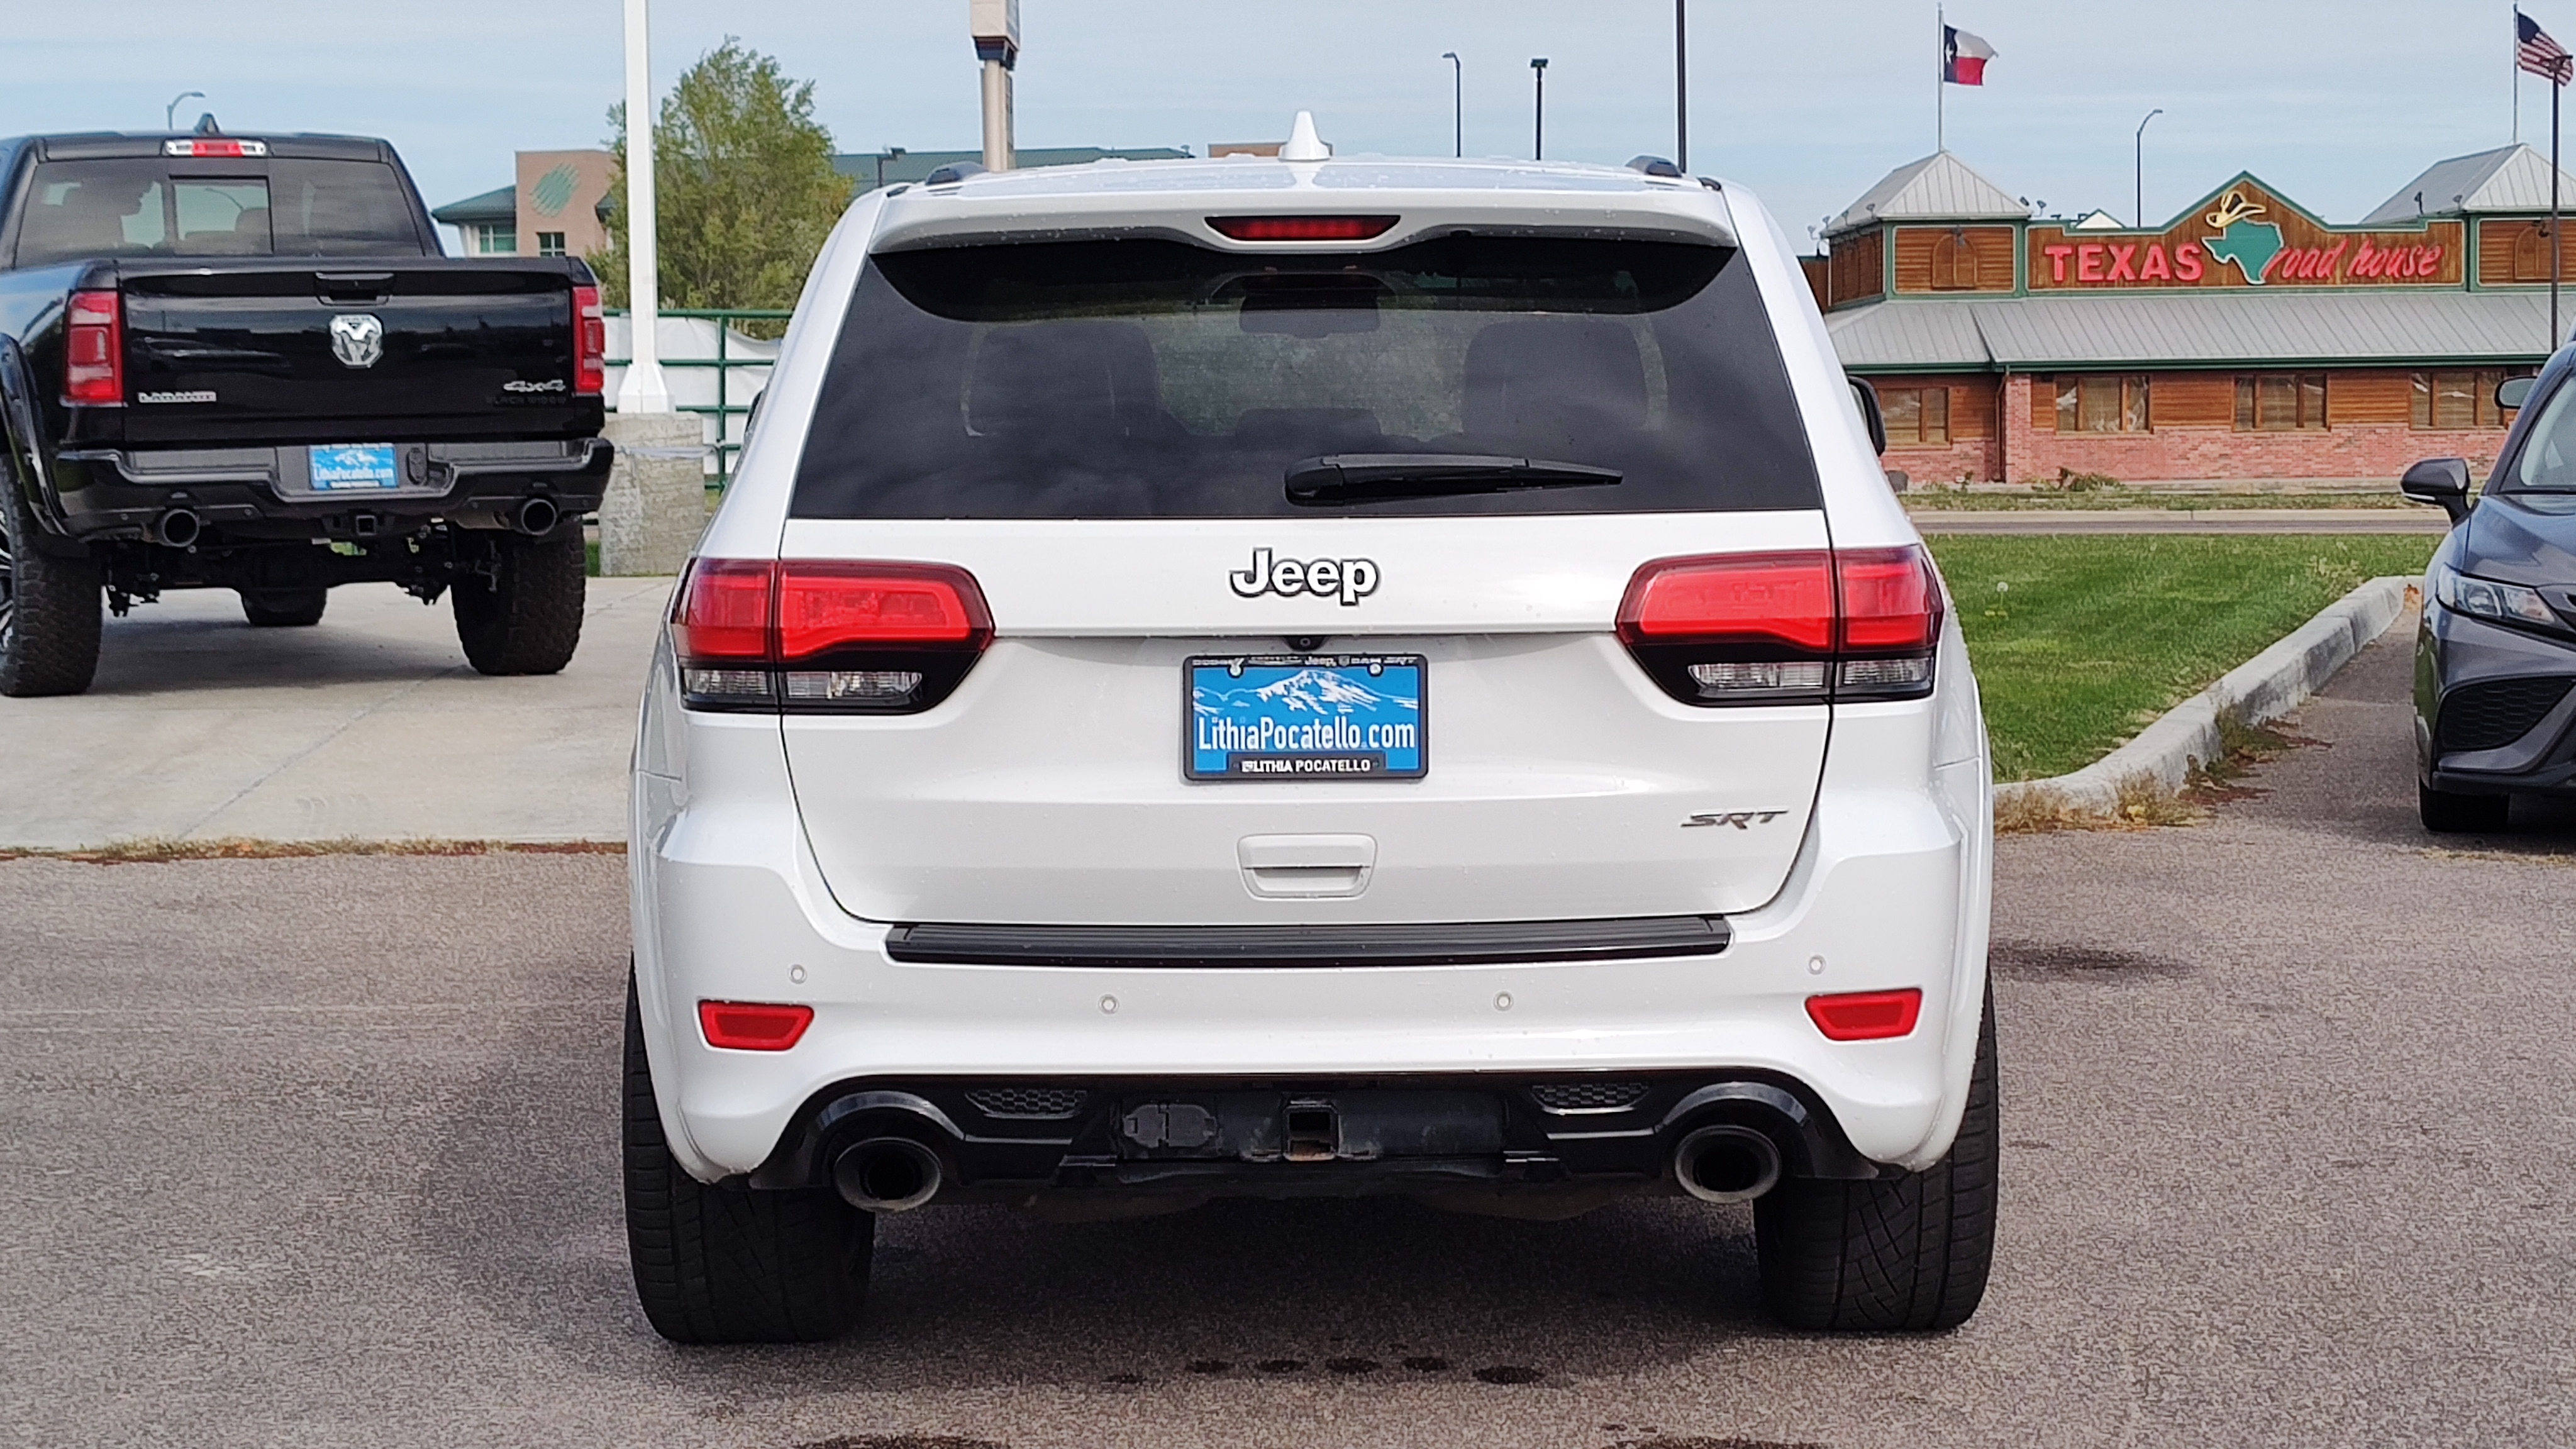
xmin=1812 ymin=145 xmax=2576 ymax=485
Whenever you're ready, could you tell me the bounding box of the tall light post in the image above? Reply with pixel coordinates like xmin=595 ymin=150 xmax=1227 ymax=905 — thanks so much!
xmin=164 ymin=91 xmax=204 ymax=133
xmin=2134 ymin=107 xmax=2163 ymax=229
xmin=1674 ymin=1 xmax=1689 ymax=172
xmin=617 ymin=0 xmax=669 ymax=414
xmin=972 ymin=0 xmax=1019 ymax=172
xmin=1442 ymin=52 xmax=1462 ymax=157
xmin=1530 ymin=57 xmax=1549 ymax=160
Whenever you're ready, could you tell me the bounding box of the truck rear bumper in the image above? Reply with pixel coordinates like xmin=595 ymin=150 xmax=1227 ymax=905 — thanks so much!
xmin=48 ymin=438 xmax=612 ymax=540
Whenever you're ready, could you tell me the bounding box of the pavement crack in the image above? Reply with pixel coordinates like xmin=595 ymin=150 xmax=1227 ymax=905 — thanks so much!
xmin=170 ymin=666 xmax=465 ymax=840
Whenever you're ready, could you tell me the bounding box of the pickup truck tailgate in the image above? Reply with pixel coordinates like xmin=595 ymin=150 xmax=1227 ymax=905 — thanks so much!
xmin=118 ymin=265 xmax=589 ymax=444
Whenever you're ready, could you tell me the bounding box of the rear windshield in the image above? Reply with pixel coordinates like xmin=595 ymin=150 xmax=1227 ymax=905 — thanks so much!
xmin=789 ymin=235 xmax=1823 ymax=519
xmin=13 ymin=158 xmax=423 ymax=267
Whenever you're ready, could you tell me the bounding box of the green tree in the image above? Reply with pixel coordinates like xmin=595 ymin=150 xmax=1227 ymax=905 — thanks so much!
xmin=591 ymin=38 xmax=849 ymax=326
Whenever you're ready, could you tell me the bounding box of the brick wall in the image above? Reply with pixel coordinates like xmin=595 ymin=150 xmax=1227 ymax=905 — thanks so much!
xmin=2005 ymin=422 xmax=2507 ymax=485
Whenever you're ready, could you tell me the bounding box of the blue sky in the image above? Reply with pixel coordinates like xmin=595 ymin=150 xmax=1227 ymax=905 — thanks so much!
xmin=0 ymin=1 xmax=2553 ymax=253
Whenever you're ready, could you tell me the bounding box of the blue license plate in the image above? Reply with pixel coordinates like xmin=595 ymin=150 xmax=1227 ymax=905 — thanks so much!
xmin=1187 ymin=655 xmax=1426 ymax=781
xmin=309 ymin=443 xmax=399 ymax=491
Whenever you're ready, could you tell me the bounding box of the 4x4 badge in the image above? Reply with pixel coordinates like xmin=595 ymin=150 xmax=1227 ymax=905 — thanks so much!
xmin=1228 ymin=547 xmax=1380 ymax=606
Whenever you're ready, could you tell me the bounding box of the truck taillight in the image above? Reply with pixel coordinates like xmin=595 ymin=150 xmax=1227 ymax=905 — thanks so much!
xmin=63 ymin=289 xmax=123 ymax=405
xmin=573 ymin=284 xmax=606 ymax=395
xmin=671 ymin=558 xmax=993 ymax=713
xmin=1617 ymin=546 xmax=1943 ymax=704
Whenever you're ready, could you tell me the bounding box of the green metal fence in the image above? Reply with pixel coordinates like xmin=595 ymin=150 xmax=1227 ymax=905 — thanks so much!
xmin=604 ymin=307 xmax=791 ymax=489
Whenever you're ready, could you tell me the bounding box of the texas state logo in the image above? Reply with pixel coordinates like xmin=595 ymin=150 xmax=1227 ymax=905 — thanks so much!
xmin=2199 ymin=189 xmax=2284 ymax=286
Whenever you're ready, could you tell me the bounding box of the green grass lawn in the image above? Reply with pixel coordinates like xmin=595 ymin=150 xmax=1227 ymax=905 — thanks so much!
xmin=1927 ymin=535 xmax=2438 ymax=780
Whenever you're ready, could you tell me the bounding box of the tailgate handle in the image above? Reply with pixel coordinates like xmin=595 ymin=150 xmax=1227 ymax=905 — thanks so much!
xmin=315 ymin=272 xmax=394 ymax=303
xmin=1238 ymin=834 xmax=1375 ymax=899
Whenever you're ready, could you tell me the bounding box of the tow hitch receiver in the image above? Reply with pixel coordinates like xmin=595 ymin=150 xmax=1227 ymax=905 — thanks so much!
xmin=1284 ymin=1099 xmax=1340 ymax=1162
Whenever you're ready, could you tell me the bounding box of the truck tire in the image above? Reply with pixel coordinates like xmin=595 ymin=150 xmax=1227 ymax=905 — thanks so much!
xmin=1754 ymin=987 xmax=1997 ymax=1332
xmin=2418 ymin=782 xmax=2510 ymax=834
xmin=240 ymin=588 xmax=328 ymax=628
xmin=624 ymin=974 xmax=872 ymax=1344
xmin=0 ymin=480 xmax=102 ymax=697
xmin=453 ymin=531 xmax=585 ymax=675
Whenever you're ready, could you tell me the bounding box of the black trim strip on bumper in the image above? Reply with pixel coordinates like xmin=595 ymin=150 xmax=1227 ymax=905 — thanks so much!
xmin=881 ymin=914 xmax=1731 ymax=969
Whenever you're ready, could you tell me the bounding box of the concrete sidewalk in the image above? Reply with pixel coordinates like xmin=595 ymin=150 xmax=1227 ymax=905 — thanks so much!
xmin=0 ymin=579 xmax=669 ymax=848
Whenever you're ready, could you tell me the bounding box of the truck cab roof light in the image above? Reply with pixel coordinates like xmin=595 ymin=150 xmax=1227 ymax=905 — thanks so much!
xmin=162 ymin=138 xmax=267 ymax=157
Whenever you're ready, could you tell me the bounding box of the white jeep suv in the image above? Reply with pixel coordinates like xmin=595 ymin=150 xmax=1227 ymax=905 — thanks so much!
xmin=626 ymin=133 xmax=1996 ymax=1343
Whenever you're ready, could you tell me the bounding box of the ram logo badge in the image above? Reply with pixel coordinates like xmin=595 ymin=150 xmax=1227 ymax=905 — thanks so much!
xmin=328 ymin=313 xmax=384 ymax=369
xmin=1228 ymin=547 xmax=1381 ymax=606
xmin=1682 ymin=810 xmax=1787 ymax=830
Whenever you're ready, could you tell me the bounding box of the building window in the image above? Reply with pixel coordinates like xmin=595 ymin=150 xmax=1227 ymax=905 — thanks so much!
xmin=471 ymin=223 xmax=517 ymax=255
xmin=535 ymin=231 xmax=566 ymax=257
xmin=2234 ymin=374 xmax=2328 ymax=431
xmin=2512 ymin=225 xmax=2559 ymax=284
xmin=1880 ymin=386 xmax=1951 ymax=446
xmin=1929 ymin=231 xmax=1978 ymax=291
xmin=2055 ymin=375 xmax=2149 ymax=433
xmin=2412 ymin=369 xmax=2525 ymax=430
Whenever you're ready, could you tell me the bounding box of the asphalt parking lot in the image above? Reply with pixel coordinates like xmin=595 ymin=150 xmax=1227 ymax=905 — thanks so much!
xmin=3 ymin=620 xmax=2572 ymax=1448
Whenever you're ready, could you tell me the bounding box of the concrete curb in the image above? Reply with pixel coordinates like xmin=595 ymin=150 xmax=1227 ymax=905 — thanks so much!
xmin=1993 ymin=575 xmax=2416 ymax=820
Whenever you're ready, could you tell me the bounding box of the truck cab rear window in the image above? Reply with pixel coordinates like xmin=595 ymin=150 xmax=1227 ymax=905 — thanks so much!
xmin=14 ymin=158 xmax=422 ymax=267
xmin=789 ymin=235 xmax=1823 ymax=519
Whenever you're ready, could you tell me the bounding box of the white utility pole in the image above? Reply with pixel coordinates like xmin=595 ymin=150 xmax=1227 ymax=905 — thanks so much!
xmin=972 ymin=0 xmax=1019 ymax=172
xmin=618 ymin=0 xmax=670 ymax=413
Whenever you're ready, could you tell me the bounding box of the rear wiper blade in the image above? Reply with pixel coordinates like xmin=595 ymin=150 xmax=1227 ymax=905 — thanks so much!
xmin=1285 ymin=453 xmax=1623 ymax=506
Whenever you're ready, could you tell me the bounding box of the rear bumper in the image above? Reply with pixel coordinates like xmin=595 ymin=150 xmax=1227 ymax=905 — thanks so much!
xmin=631 ymin=704 xmax=1993 ymax=1186
xmin=47 ymin=438 xmax=612 ymax=540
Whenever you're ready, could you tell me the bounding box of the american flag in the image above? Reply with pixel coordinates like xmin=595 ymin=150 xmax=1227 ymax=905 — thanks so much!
xmin=2520 ymin=11 xmax=2572 ymax=84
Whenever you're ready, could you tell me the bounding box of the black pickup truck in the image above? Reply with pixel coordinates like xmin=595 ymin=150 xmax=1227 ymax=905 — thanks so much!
xmin=0 ymin=128 xmax=614 ymax=696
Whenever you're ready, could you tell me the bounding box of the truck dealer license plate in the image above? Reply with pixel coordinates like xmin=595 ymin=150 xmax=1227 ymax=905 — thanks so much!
xmin=309 ymin=443 xmax=399 ymax=491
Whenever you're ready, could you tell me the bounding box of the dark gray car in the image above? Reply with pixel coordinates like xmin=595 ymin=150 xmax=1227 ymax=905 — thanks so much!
xmin=2402 ymin=366 xmax=2576 ymax=831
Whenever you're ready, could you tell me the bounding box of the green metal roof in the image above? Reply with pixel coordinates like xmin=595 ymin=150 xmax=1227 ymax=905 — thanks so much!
xmin=429 ymin=184 xmax=516 ymax=225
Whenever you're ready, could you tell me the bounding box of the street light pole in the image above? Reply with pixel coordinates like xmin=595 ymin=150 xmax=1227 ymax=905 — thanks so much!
xmin=1442 ymin=52 xmax=1462 ymax=157
xmin=616 ymin=0 xmax=669 ymax=414
xmin=972 ymin=0 xmax=1021 ymax=172
xmin=1531 ymin=57 xmax=1548 ymax=160
xmin=164 ymin=91 xmax=203 ymax=132
xmin=2134 ymin=108 xmax=2163 ymax=228
xmin=1675 ymin=1 xmax=1688 ymax=172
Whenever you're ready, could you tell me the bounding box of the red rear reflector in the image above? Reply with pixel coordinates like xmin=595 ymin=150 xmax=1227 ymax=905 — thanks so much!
xmin=1207 ymin=214 xmax=1400 ymax=242
xmin=62 ymin=289 xmax=123 ymax=404
xmin=572 ymin=284 xmax=606 ymax=395
xmin=671 ymin=558 xmax=775 ymax=662
xmin=1616 ymin=551 xmax=1835 ymax=653
xmin=697 ymin=1000 xmax=814 ymax=1051
xmin=1806 ymin=989 xmax=1923 ymax=1041
xmin=1837 ymin=547 xmax=1941 ymax=651
xmin=775 ymin=561 xmax=992 ymax=658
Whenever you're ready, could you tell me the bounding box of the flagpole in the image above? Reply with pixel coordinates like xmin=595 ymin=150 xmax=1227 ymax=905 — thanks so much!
xmin=1936 ymin=4 xmax=1946 ymax=152
xmin=2553 ymin=68 xmax=2563 ymax=349
xmin=2517 ymin=7 xmax=2525 ymax=143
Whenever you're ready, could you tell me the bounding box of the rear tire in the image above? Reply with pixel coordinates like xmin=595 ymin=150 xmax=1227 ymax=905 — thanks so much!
xmin=240 ymin=587 xmax=328 ymax=628
xmin=1754 ymin=987 xmax=1997 ymax=1332
xmin=452 ymin=531 xmax=586 ymax=675
xmin=2418 ymin=782 xmax=2510 ymax=834
xmin=623 ymin=973 xmax=872 ymax=1344
xmin=0 ymin=480 xmax=102 ymax=697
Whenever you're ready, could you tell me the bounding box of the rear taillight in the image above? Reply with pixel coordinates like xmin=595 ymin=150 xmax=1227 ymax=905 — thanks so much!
xmin=62 ymin=290 xmax=123 ymax=405
xmin=698 ymin=1000 xmax=813 ymax=1051
xmin=1616 ymin=545 xmax=1943 ymax=705
xmin=1806 ymin=988 xmax=1923 ymax=1041
xmin=671 ymin=558 xmax=994 ymax=713
xmin=572 ymin=284 xmax=606 ymax=395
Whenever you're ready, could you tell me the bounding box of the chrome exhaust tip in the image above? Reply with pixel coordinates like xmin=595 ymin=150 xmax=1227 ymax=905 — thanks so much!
xmin=1672 ymin=1123 xmax=1784 ymax=1204
xmin=156 ymin=508 xmax=201 ymax=548
xmin=514 ymin=496 xmax=560 ymax=535
xmin=831 ymin=1136 xmax=943 ymax=1213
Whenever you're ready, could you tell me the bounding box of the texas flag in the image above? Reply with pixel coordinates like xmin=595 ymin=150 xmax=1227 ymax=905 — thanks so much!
xmin=1942 ymin=25 xmax=1996 ymax=86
